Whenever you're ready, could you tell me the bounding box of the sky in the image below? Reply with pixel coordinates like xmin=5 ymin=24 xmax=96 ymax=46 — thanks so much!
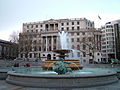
xmin=0 ymin=0 xmax=120 ymax=41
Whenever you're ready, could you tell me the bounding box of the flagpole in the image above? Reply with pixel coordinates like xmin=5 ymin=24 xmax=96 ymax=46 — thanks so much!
xmin=98 ymin=15 xmax=101 ymax=29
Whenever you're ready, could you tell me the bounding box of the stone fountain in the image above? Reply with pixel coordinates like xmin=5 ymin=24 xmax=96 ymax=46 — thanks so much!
xmin=6 ymin=31 xmax=118 ymax=88
xmin=42 ymin=49 xmax=83 ymax=73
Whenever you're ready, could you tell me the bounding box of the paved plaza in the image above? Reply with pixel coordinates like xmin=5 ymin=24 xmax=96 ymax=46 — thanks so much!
xmin=0 ymin=80 xmax=120 ymax=90
xmin=0 ymin=60 xmax=120 ymax=90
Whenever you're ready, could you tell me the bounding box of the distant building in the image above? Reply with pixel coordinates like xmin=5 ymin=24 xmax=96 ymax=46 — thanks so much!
xmin=101 ymin=20 xmax=120 ymax=62
xmin=0 ymin=39 xmax=18 ymax=59
xmin=19 ymin=18 xmax=101 ymax=64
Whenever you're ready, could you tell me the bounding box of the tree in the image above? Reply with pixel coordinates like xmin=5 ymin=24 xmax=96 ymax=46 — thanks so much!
xmin=9 ymin=31 xmax=19 ymax=43
xmin=79 ymin=30 xmax=101 ymax=63
xmin=19 ymin=32 xmax=32 ymax=60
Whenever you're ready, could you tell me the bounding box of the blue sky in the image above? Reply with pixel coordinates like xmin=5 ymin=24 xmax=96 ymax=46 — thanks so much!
xmin=0 ymin=0 xmax=120 ymax=40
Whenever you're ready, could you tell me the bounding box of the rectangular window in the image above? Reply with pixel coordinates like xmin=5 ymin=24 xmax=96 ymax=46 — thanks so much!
xmin=34 ymin=53 xmax=37 ymax=58
xmin=27 ymin=25 xmax=29 ymax=29
xmin=61 ymin=23 xmax=64 ymax=26
xmin=34 ymin=40 xmax=37 ymax=44
xmin=39 ymin=53 xmax=41 ymax=58
xmin=71 ymin=38 xmax=74 ymax=42
xmin=82 ymin=32 xmax=85 ymax=35
xmin=54 ymin=38 xmax=56 ymax=44
xmin=83 ymin=44 xmax=86 ymax=50
xmin=88 ymin=37 xmax=92 ymax=42
xmin=61 ymin=28 xmax=64 ymax=30
xmin=67 ymin=22 xmax=69 ymax=25
xmin=72 ymin=27 xmax=74 ymax=30
xmin=77 ymin=33 xmax=79 ymax=35
xmin=34 ymin=47 xmax=37 ymax=51
xmin=90 ymin=23 xmax=92 ymax=27
xmin=82 ymin=37 xmax=85 ymax=42
xmin=77 ymin=38 xmax=79 ymax=42
xmin=77 ymin=52 xmax=80 ymax=57
xmin=67 ymin=27 xmax=69 ymax=31
xmin=31 ymin=25 xmax=33 ymax=28
xmin=77 ymin=26 xmax=79 ymax=30
xmin=39 ymin=47 xmax=41 ymax=51
xmin=29 ymin=53 xmax=32 ymax=58
xmin=77 ymin=21 xmax=79 ymax=25
xmin=83 ymin=52 xmax=86 ymax=57
xmin=36 ymin=29 xmax=38 ymax=33
xmin=72 ymin=22 xmax=74 ymax=25
xmin=36 ymin=25 xmax=38 ymax=28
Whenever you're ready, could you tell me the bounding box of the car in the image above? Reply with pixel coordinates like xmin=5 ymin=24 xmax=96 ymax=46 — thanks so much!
xmin=14 ymin=58 xmax=24 ymax=61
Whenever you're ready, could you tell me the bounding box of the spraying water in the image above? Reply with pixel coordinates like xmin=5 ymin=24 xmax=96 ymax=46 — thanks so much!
xmin=58 ymin=31 xmax=70 ymax=49
xmin=58 ymin=31 xmax=81 ymax=60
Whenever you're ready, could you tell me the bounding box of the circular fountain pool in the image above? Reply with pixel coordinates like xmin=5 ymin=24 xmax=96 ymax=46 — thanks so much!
xmin=6 ymin=68 xmax=118 ymax=88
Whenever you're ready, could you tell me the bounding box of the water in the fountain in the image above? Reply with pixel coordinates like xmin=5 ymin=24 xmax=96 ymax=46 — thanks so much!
xmin=59 ymin=31 xmax=81 ymax=60
xmin=58 ymin=31 xmax=70 ymax=49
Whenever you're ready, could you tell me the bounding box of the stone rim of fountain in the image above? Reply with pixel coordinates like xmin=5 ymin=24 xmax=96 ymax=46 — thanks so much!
xmin=7 ymin=70 xmax=117 ymax=77
xmin=6 ymin=70 xmax=118 ymax=88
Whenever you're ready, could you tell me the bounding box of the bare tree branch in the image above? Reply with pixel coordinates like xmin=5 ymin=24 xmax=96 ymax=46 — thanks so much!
xmin=9 ymin=31 xmax=19 ymax=43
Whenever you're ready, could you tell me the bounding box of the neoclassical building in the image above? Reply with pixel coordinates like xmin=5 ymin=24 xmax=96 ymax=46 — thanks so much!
xmin=0 ymin=39 xmax=18 ymax=59
xmin=19 ymin=18 xmax=102 ymax=64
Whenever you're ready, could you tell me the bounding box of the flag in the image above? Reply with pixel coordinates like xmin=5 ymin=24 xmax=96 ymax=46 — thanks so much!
xmin=98 ymin=15 xmax=101 ymax=20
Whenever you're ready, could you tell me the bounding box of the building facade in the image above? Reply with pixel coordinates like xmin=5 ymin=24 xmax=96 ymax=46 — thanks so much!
xmin=19 ymin=18 xmax=102 ymax=64
xmin=101 ymin=20 xmax=120 ymax=62
xmin=0 ymin=39 xmax=18 ymax=59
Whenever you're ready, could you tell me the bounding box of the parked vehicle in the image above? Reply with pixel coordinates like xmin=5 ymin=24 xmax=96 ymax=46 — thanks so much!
xmin=14 ymin=58 xmax=24 ymax=61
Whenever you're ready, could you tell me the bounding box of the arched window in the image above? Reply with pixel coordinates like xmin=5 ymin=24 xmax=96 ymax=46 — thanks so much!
xmin=29 ymin=53 xmax=32 ymax=58
xmin=47 ymin=54 xmax=51 ymax=60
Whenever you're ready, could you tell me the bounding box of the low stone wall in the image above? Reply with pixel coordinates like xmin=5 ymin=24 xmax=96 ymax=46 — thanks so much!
xmin=0 ymin=71 xmax=8 ymax=80
xmin=0 ymin=60 xmax=43 ymax=67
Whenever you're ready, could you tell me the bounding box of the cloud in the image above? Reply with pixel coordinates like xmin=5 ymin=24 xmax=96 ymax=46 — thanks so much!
xmin=0 ymin=30 xmax=13 ymax=41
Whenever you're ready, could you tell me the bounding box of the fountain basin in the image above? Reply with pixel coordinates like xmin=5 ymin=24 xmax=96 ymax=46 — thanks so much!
xmin=0 ymin=68 xmax=13 ymax=80
xmin=6 ymin=69 xmax=118 ymax=88
xmin=106 ymin=68 xmax=120 ymax=79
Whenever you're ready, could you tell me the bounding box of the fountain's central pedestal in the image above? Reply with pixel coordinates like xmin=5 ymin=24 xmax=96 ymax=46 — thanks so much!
xmin=42 ymin=49 xmax=83 ymax=71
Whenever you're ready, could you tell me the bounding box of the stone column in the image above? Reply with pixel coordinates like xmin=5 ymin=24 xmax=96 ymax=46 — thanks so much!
xmin=57 ymin=36 xmax=60 ymax=49
xmin=41 ymin=37 xmax=43 ymax=52
xmin=54 ymin=24 xmax=55 ymax=30
xmin=48 ymin=24 xmax=50 ymax=30
xmin=51 ymin=36 xmax=53 ymax=50
xmin=56 ymin=36 xmax=58 ymax=49
xmin=46 ymin=36 xmax=47 ymax=51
